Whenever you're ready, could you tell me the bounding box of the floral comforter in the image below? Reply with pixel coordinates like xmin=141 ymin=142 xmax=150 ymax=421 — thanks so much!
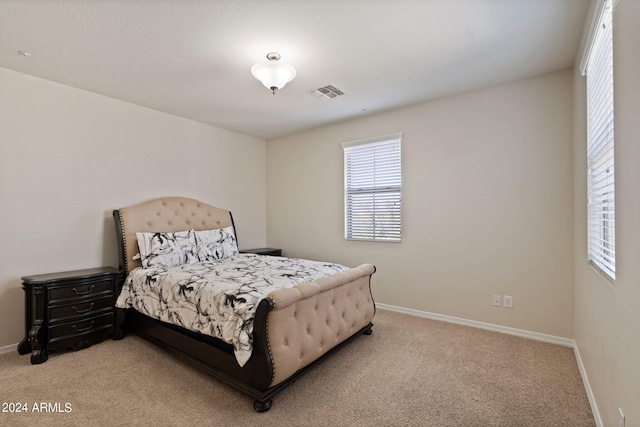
xmin=115 ymin=254 xmax=348 ymax=366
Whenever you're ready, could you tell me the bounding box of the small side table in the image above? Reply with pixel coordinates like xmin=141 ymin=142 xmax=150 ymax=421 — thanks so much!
xmin=240 ymin=248 xmax=282 ymax=256
xmin=17 ymin=267 xmax=122 ymax=364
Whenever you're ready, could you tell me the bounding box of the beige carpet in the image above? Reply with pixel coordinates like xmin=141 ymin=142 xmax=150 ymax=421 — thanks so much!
xmin=0 ymin=310 xmax=595 ymax=426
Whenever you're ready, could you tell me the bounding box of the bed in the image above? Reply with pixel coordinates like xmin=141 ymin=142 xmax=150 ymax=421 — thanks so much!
xmin=112 ymin=197 xmax=376 ymax=411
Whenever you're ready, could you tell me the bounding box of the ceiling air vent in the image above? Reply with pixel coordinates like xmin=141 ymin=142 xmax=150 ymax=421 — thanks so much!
xmin=309 ymin=85 xmax=344 ymax=101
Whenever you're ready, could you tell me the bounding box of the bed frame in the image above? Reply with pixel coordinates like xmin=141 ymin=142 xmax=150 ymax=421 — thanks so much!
xmin=113 ymin=197 xmax=376 ymax=411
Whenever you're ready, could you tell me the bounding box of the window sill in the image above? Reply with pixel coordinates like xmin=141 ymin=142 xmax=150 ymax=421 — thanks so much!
xmin=587 ymin=260 xmax=616 ymax=288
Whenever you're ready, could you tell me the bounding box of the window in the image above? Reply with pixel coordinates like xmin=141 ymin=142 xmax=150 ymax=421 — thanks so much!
xmin=342 ymin=133 xmax=402 ymax=242
xmin=582 ymin=0 xmax=615 ymax=279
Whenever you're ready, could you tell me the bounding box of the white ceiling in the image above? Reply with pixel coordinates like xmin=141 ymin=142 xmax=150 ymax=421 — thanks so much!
xmin=0 ymin=0 xmax=589 ymax=140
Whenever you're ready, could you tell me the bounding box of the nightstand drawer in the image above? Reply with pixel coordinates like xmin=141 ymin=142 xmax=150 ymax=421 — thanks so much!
xmin=48 ymin=312 xmax=114 ymax=342
xmin=48 ymin=278 xmax=114 ymax=303
xmin=49 ymin=295 xmax=114 ymax=324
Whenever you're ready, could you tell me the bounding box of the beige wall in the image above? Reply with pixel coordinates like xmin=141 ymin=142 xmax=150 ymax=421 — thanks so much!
xmin=267 ymin=69 xmax=575 ymax=338
xmin=0 ymin=67 xmax=267 ymax=349
xmin=573 ymin=0 xmax=640 ymax=425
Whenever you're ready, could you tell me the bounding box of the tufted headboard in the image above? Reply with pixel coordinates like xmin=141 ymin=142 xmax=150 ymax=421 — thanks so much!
xmin=113 ymin=197 xmax=236 ymax=274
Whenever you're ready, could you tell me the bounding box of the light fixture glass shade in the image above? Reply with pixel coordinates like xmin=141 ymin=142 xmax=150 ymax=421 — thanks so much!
xmin=251 ymin=55 xmax=296 ymax=94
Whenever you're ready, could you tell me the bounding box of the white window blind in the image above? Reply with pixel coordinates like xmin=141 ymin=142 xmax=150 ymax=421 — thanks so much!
xmin=585 ymin=1 xmax=615 ymax=279
xmin=342 ymin=133 xmax=402 ymax=242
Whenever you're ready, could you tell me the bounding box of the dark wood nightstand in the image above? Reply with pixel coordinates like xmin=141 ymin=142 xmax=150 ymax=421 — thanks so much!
xmin=240 ymin=248 xmax=282 ymax=256
xmin=17 ymin=267 xmax=122 ymax=364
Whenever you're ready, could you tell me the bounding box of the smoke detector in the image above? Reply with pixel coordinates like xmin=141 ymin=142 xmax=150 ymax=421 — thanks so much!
xmin=309 ymin=85 xmax=344 ymax=101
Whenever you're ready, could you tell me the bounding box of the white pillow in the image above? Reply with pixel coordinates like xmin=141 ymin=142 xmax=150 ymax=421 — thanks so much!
xmin=136 ymin=230 xmax=198 ymax=268
xmin=195 ymin=226 xmax=239 ymax=262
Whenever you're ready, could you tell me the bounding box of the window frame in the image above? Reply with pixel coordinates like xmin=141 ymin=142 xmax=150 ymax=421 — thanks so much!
xmin=582 ymin=0 xmax=615 ymax=280
xmin=342 ymin=133 xmax=402 ymax=243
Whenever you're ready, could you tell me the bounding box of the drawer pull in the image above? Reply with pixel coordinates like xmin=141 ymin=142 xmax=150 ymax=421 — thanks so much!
xmin=72 ymin=285 xmax=94 ymax=295
xmin=72 ymin=321 xmax=94 ymax=332
xmin=72 ymin=303 xmax=94 ymax=314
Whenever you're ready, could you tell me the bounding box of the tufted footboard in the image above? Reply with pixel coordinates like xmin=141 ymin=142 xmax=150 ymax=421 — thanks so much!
xmin=266 ymin=264 xmax=376 ymax=386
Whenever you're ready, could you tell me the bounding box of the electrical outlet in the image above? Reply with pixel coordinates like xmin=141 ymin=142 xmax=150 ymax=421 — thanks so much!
xmin=503 ymin=295 xmax=513 ymax=308
xmin=493 ymin=295 xmax=501 ymax=307
xmin=619 ymin=408 xmax=625 ymax=427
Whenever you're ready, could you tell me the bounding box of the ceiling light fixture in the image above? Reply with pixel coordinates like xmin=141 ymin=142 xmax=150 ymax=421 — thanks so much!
xmin=251 ymin=52 xmax=296 ymax=95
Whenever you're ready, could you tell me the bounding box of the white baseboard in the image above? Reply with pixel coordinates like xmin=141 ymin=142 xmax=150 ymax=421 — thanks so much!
xmin=376 ymin=303 xmax=574 ymax=347
xmin=573 ymin=343 xmax=603 ymax=427
xmin=376 ymin=303 xmax=601 ymax=426
xmin=0 ymin=343 xmax=18 ymax=355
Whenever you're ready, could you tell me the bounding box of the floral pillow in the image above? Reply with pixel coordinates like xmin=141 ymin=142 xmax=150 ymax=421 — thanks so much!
xmin=136 ymin=230 xmax=198 ymax=268
xmin=195 ymin=226 xmax=239 ymax=262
